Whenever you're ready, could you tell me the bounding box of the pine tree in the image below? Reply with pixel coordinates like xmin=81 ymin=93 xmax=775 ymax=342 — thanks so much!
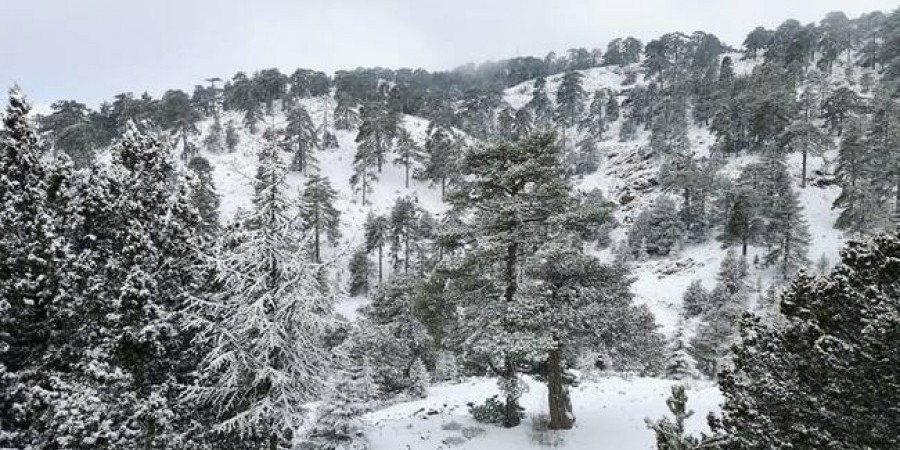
xmin=348 ymin=247 xmax=371 ymax=297
xmin=665 ymin=329 xmax=694 ymax=380
xmin=225 ymin=119 xmax=240 ymax=152
xmin=715 ymin=233 xmax=900 ymax=449
xmin=762 ymin=157 xmax=810 ymax=279
xmin=658 ymin=152 xmax=718 ymax=241
xmin=186 ymin=139 xmax=332 ymax=448
xmin=356 ymin=104 xmax=397 ymax=173
xmin=778 ymin=119 xmax=831 ymax=187
xmin=364 ymin=213 xmax=388 ymax=285
xmin=187 ymin=156 xmax=221 ymax=236
xmin=682 ymin=279 xmax=710 ymax=318
xmin=629 ymin=196 xmax=685 ymax=257
xmin=606 ymin=94 xmax=620 ymax=122
xmin=579 ymin=90 xmax=606 ymax=139
xmin=301 ymin=174 xmax=341 ymax=263
xmin=300 ymin=372 xmax=370 ymax=450
xmin=833 ymin=117 xmax=879 ymax=233
xmin=512 ymin=108 xmax=534 ymax=139
xmin=408 ymin=358 xmax=429 ymax=399
xmin=393 ymin=127 xmax=422 ymax=188
xmin=204 ymin=113 xmax=225 ymax=153
xmin=0 ymin=87 xmax=63 ymax=447
xmin=350 ymin=135 xmax=379 ymax=205
xmin=527 ymin=77 xmax=553 ymax=125
xmin=645 ymin=385 xmax=719 ymax=449
xmin=555 ymin=71 xmax=587 ymax=128
xmin=418 ymin=123 xmax=459 ymax=197
xmin=285 ymin=105 xmax=320 ymax=174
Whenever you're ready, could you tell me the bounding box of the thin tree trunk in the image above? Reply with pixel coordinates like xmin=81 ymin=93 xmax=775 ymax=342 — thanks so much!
xmin=404 ymin=232 xmax=410 ymax=273
xmin=405 ymin=156 xmax=410 ymax=188
xmin=378 ymin=245 xmax=383 ymax=284
xmin=269 ymin=432 xmax=278 ymax=450
xmin=547 ymin=345 xmax=574 ymax=430
xmin=314 ymin=207 xmax=321 ymax=263
xmin=801 ymin=148 xmax=807 ymax=188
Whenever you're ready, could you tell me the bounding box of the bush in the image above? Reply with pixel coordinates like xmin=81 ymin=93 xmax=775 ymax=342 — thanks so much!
xmin=468 ymin=395 xmax=507 ymax=425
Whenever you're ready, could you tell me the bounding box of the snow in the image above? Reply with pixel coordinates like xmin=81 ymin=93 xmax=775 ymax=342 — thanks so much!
xmin=364 ymin=375 xmax=721 ymax=450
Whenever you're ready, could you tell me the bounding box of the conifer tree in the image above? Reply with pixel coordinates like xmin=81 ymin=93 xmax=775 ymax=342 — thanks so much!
xmin=225 ymin=119 xmax=240 ymax=152
xmin=512 ymin=108 xmax=534 ymax=139
xmin=762 ymin=157 xmax=810 ymax=279
xmin=715 ymin=233 xmax=900 ymax=449
xmin=682 ymin=279 xmax=710 ymax=318
xmin=356 ymin=104 xmax=397 ymax=173
xmin=301 ymin=174 xmax=341 ymax=263
xmin=393 ymin=127 xmax=422 ymax=188
xmin=579 ymin=90 xmax=606 ymax=139
xmin=350 ymin=136 xmax=379 ymax=205
xmin=187 ymin=156 xmax=221 ymax=236
xmin=418 ymin=123 xmax=459 ymax=197
xmin=0 ymin=87 xmax=62 ymax=447
xmin=605 ymin=94 xmax=620 ymax=122
xmin=527 ymin=77 xmax=553 ymax=125
xmin=348 ymin=247 xmax=371 ymax=297
xmin=187 ymin=137 xmax=332 ymax=449
xmin=364 ymin=213 xmax=388 ymax=285
xmin=285 ymin=105 xmax=320 ymax=174
xmin=555 ymin=71 xmax=587 ymax=128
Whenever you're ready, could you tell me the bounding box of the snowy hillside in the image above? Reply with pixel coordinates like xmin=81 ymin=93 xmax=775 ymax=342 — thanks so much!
xmin=168 ymin=47 xmax=864 ymax=448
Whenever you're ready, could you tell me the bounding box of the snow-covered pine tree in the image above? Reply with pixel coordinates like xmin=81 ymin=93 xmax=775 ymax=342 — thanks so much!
xmin=555 ymin=71 xmax=587 ymax=129
xmin=715 ymin=233 xmax=900 ymax=449
xmin=364 ymin=213 xmax=388 ymax=285
xmin=664 ymin=328 xmax=695 ymax=380
xmin=356 ymin=104 xmax=397 ymax=173
xmin=658 ymin=152 xmax=718 ymax=241
xmin=418 ymin=123 xmax=460 ymax=198
xmin=520 ymin=241 xmax=665 ymax=429
xmin=832 ymin=117 xmax=882 ymax=233
xmin=645 ymin=385 xmax=720 ymax=449
xmin=187 ymin=136 xmax=332 ymax=449
xmin=512 ymin=107 xmax=534 ymax=139
xmin=393 ymin=127 xmax=422 ymax=188
xmin=682 ymin=279 xmax=710 ymax=318
xmin=350 ymin=136 xmax=378 ymax=205
xmin=0 ymin=87 xmax=65 ymax=448
xmin=761 ymin=156 xmax=810 ymax=279
xmin=348 ymin=246 xmax=371 ymax=297
xmin=187 ymin=155 xmax=221 ymax=236
xmin=443 ymin=132 xmax=573 ymax=427
xmin=527 ymin=77 xmax=553 ymax=125
xmin=301 ymin=174 xmax=341 ymax=263
xmin=300 ymin=371 xmax=370 ymax=450
xmin=407 ymin=358 xmax=429 ymax=399
xmin=628 ymin=196 xmax=685 ymax=257
xmin=578 ymin=90 xmax=606 ymax=140
xmin=225 ymin=119 xmax=240 ymax=152
xmin=285 ymin=104 xmax=320 ymax=174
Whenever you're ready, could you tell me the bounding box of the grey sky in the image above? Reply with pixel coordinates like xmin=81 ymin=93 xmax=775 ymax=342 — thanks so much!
xmin=2 ymin=0 xmax=896 ymax=108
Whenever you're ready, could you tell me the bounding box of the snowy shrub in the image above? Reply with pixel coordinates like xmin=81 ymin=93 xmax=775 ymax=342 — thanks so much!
xmin=468 ymin=395 xmax=508 ymax=426
xmin=461 ymin=426 xmax=486 ymax=439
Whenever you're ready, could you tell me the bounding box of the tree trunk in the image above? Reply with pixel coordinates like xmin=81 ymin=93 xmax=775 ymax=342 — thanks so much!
xmin=378 ymin=245 xmax=383 ymax=284
xmin=547 ymin=346 xmax=574 ymax=430
xmin=404 ymin=232 xmax=410 ymax=273
xmin=801 ymin=148 xmax=807 ymax=188
xmin=502 ymin=241 xmax=521 ymax=428
xmin=314 ymin=208 xmax=321 ymax=263
xmin=405 ymin=157 xmax=410 ymax=188
xmin=269 ymin=431 xmax=278 ymax=450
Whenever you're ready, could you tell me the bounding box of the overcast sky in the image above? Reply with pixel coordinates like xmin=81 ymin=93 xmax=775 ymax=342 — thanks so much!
xmin=2 ymin=0 xmax=897 ymax=108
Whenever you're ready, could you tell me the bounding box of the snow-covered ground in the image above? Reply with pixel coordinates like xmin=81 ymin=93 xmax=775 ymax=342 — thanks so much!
xmin=364 ymin=375 xmax=720 ymax=450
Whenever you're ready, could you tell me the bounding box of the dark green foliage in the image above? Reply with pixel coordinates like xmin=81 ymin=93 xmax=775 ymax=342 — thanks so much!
xmin=682 ymin=280 xmax=710 ymax=318
xmin=715 ymin=233 xmax=900 ymax=449
xmin=187 ymin=156 xmax=221 ymax=236
xmin=348 ymin=247 xmax=371 ymax=297
xmin=629 ymin=196 xmax=685 ymax=257
xmin=555 ymin=71 xmax=586 ymax=127
xmin=301 ymin=174 xmax=341 ymax=263
xmin=469 ymin=396 xmax=515 ymax=426
xmin=646 ymin=385 xmax=720 ymax=449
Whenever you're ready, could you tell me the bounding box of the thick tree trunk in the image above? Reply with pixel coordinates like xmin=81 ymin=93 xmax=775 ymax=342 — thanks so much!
xmin=269 ymin=431 xmax=278 ymax=450
xmin=547 ymin=346 xmax=574 ymax=430
xmin=502 ymin=241 xmax=521 ymax=427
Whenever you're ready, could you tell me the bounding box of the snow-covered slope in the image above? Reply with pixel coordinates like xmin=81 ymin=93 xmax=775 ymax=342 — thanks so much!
xmin=188 ymin=53 xmax=857 ymax=448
